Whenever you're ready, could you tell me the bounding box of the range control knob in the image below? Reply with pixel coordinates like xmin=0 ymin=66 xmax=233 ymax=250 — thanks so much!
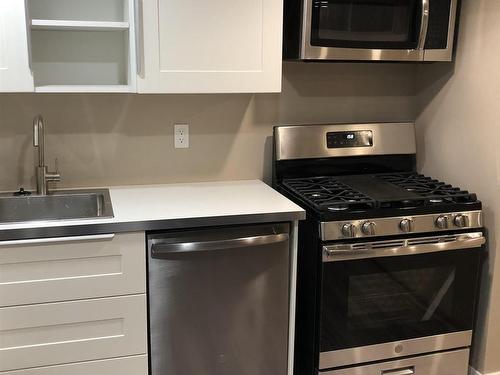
xmin=361 ymin=221 xmax=376 ymax=236
xmin=454 ymin=214 xmax=470 ymax=228
xmin=399 ymin=218 xmax=415 ymax=233
xmin=341 ymin=223 xmax=356 ymax=238
xmin=435 ymin=215 xmax=450 ymax=230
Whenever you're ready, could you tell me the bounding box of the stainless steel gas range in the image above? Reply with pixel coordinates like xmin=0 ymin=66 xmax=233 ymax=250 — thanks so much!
xmin=273 ymin=123 xmax=484 ymax=375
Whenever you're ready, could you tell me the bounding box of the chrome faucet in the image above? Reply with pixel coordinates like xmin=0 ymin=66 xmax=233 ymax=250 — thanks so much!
xmin=33 ymin=115 xmax=61 ymax=195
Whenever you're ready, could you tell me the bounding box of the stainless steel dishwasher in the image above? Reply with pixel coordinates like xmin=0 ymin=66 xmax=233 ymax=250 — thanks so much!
xmin=147 ymin=223 xmax=290 ymax=375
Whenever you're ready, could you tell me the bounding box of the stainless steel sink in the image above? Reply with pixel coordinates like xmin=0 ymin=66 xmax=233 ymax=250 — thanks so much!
xmin=0 ymin=189 xmax=114 ymax=224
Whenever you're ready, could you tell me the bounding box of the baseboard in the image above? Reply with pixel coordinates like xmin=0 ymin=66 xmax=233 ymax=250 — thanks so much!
xmin=469 ymin=366 xmax=500 ymax=375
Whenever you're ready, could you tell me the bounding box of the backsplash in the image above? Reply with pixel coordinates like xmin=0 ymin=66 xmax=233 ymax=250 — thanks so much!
xmin=0 ymin=63 xmax=416 ymax=191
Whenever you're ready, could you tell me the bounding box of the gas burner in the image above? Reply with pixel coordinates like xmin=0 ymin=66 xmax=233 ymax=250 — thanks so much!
xmin=328 ymin=206 xmax=349 ymax=211
xmin=393 ymin=199 xmax=423 ymax=209
xmin=430 ymin=199 xmax=443 ymax=204
xmin=377 ymin=173 xmax=478 ymax=205
xmin=282 ymin=177 xmax=376 ymax=211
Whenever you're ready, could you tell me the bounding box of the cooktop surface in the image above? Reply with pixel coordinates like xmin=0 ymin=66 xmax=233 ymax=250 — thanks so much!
xmin=280 ymin=173 xmax=481 ymax=220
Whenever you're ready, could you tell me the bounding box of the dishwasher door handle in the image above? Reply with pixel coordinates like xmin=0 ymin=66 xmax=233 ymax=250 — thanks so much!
xmin=151 ymin=233 xmax=289 ymax=258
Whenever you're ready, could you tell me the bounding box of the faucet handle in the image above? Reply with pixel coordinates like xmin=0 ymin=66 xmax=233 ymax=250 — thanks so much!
xmin=46 ymin=171 xmax=61 ymax=183
xmin=46 ymin=158 xmax=61 ymax=183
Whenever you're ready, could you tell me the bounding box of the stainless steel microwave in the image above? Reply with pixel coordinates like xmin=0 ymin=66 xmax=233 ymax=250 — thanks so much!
xmin=283 ymin=0 xmax=459 ymax=62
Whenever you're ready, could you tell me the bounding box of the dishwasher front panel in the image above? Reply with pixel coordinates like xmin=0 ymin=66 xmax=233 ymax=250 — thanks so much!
xmin=147 ymin=223 xmax=290 ymax=375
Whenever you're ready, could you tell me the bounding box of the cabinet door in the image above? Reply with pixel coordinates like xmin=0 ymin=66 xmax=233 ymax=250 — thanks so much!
xmin=0 ymin=0 xmax=34 ymax=92
xmin=137 ymin=0 xmax=283 ymax=93
xmin=0 ymin=232 xmax=146 ymax=307
xmin=0 ymin=295 xmax=147 ymax=372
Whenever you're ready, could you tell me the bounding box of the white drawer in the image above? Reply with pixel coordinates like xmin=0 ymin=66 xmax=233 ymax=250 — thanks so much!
xmin=0 ymin=295 xmax=147 ymax=372
xmin=0 ymin=355 xmax=148 ymax=375
xmin=0 ymin=232 xmax=146 ymax=307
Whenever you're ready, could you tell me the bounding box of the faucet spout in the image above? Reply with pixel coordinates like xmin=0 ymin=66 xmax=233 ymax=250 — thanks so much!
xmin=33 ymin=115 xmax=45 ymax=168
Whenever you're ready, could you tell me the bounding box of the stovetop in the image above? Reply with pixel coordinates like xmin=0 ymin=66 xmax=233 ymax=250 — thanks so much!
xmin=279 ymin=172 xmax=481 ymax=220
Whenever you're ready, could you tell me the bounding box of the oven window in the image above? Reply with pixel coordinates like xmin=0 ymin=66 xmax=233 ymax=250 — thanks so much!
xmin=320 ymin=249 xmax=481 ymax=352
xmin=347 ymin=266 xmax=455 ymax=329
xmin=310 ymin=0 xmax=420 ymax=49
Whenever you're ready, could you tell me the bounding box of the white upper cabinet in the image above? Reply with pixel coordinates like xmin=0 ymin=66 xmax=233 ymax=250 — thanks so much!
xmin=0 ymin=1 xmax=34 ymax=92
xmin=137 ymin=0 xmax=284 ymax=93
xmin=26 ymin=0 xmax=137 ymax=93
xmin=0 ymin=0 xmax=284 ymax=93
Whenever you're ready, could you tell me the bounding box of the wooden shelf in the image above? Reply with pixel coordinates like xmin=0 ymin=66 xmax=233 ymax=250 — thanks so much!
xmin=31 ymin=19 xmax=129 ymax=31
xmin=35 ymin=85 xmax=133 ymax=93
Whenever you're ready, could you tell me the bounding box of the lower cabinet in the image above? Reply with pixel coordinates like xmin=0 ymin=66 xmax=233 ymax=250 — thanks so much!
xmin=0 ymin=231 xmax=149 ymax=375
xmin=0 ymin=355 xmax=148 ymax=375
xmin=0 ymin=232 xmax=146 ymax=307
xmin=0 ymin=290 xmax=147 ymax=372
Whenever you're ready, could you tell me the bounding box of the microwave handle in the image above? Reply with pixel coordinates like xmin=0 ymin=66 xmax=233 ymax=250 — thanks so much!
xmin=417 ymin=0 xmax=430 ymax=50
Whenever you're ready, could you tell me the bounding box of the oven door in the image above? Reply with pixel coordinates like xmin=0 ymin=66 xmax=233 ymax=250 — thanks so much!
xmin=319 ymin=232 xmax=485 ymax=370
xmin=302 ymin=0 xmax=429 ymax=61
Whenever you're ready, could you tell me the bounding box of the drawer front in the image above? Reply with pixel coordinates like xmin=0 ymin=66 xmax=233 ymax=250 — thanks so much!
xmin=0 ymin=232 xmax=145 ymax=307
xmin=0 ymin=295 xmax=147 ymax=372
xmin=323 ymin=348 xmax=470 ymax=375
xmin=0 ymin=355 xmax=148 ymax=375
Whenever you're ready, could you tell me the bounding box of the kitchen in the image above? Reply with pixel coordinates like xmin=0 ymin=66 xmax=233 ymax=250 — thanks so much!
xmin=0 ymin=1 xmax=497 ymax=375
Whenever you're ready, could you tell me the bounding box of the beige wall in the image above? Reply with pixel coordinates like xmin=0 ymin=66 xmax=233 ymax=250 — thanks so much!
xmin=0 ymin=63 xmax=416 ymax=191
xmin=416 ymin=0 xmax=500 ymax=373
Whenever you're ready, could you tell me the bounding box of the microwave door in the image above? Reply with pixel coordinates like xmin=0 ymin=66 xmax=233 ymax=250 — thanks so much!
xmin=301 ymin=0 xmax=429 ymax=61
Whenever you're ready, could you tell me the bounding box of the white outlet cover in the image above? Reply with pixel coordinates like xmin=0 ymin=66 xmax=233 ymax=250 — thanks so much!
xmin=174 ymin=124 xmax=189 ymax=149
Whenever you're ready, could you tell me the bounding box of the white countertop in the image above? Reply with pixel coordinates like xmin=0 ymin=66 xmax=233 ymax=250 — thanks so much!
xmin=0 ymin=180 xmax=305 ymax=234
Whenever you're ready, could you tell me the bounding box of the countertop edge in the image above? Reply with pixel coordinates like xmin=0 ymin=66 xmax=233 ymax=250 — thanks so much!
xmin=0 ymin=211 xmax=306 ymax=241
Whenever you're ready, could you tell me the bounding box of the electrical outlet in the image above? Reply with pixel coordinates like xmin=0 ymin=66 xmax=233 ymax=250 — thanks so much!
xmin=174 ymin=124 xmax=189 ymax=149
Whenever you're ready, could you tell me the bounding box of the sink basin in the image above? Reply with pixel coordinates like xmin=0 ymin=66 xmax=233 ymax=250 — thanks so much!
xmin=0 ymin=189 xmax=114 ymax=224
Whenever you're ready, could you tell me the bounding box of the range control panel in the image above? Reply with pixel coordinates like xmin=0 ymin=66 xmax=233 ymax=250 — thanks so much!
xmin=321 ymin=211 xmax=483 ymax=241
xmin=326 ymin=130 xmax=373 ymax=149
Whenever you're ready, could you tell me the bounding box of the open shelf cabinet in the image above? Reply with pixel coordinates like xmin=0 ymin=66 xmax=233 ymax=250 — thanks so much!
xmin=27 ymin=0 xmax=136 ymax=93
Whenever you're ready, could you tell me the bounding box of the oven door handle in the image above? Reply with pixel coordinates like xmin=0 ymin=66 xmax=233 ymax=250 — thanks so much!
xmin=417 ymin=0 xmax=430 ymax=50
xmin=323 ymin=232 xmax=485 ymax=262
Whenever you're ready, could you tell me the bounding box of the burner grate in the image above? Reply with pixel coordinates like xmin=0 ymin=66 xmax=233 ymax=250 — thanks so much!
xmin=282 ymin=177 xmax=376 ymax=211
xmin=377 ymin=173 xmax=477 ymax=205
xmin=281 ymin=173 xmax=479 ymax=215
